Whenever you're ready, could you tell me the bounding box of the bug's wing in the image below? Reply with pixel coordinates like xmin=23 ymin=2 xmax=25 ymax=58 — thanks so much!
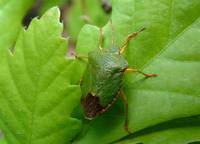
xmin=80 ymin=64 xmax=93 ymax=97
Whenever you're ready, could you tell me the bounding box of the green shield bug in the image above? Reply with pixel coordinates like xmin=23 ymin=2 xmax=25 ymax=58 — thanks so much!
xmin=77 ymin=21 xmax=157 ymax=134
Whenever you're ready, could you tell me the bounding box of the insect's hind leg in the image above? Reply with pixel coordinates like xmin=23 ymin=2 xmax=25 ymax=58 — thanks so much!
xmin=99 ymin=91 xmax=121 ymax=114
xmin=125 ymin=68 xmax=158 ymax=78
xmin=119 ymin=90 xmax=131 ymax=134
xmin=120 ymin=28 xmax=146 ymax=54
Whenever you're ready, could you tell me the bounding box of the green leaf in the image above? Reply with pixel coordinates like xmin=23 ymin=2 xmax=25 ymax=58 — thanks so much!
xmin=0 ymin=0 xmax=34 ymax=141
xmin=39 ymin=0 xmax=67 ymax=15
xmin=0 ymin=7 xmax=81 ymax=144
xmin=74 ymin=0 xmax=200 ymax=143
xmin=0 ymin=0 xmax=34 ymax=50
xmin=0 ymin=133 xmax=7 ymax=144
xmin=67 ymin=0 xmax=111 ymax=41
xmin=119 ymin=16 xmax=200 ymax=143
xmin=116 ymin=117 xmax=200 ymax=144
xmin=0 ymin=138 xmax=7 ymax=144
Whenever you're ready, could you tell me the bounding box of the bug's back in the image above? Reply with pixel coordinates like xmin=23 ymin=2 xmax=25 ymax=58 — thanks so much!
xmin=81 ymin=47 xmax=128 ymax=119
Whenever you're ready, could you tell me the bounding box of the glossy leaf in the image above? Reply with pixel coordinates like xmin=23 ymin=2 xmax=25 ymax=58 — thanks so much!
xmin=116 ymin=117 xmax=200 ymax=144
xmin=74 ymin=0 xmax=200 ymax=143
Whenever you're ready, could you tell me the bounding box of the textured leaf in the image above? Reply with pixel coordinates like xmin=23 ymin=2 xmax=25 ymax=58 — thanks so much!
xmin=0 ymin=1 xmax=34 ymax=143
xmin=74 ymin=0 xmax=200 ymax=143
xmin=0 ymin=7 xmax=81 ymax=144
xmin=67 ymin=0 xmax=111 ymax=41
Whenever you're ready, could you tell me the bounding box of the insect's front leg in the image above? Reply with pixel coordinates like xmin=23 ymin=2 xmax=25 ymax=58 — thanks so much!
xmin=125 ymin=68 xmax=158 ymax=78
xmin=75 ymin=54 xmax=88 ymax=61
xmin=119 ymin=90 xmax=132 ymax=134
xmin=120 ymin=28 xmax=146 ymax=54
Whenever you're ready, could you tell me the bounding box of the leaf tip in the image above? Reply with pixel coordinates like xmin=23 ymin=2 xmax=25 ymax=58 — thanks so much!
xmin=42 ymin=6 xmax=61 ymax=21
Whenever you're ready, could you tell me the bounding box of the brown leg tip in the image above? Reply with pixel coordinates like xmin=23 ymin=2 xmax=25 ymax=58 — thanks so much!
xmin=125 ymin=126 xmax=132 ymax=135
xmin=145 ymin=74 xmax=158 ymax=78
xmin=99 ymin=109 xmax=106 ymax=114
xmin=140 ymin=27 xmax=146 ymax=32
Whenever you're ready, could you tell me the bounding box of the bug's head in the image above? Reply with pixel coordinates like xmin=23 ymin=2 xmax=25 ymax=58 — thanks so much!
xmin=108 ymin=54 xmax=128 ymax=74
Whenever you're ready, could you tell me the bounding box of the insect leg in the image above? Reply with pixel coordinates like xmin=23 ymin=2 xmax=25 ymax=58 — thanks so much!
xmin=120 ymin=28 xmax=146 ymax=54
xmin=99 ymin=28 xmax=104 ymax=50
xmin=99 ymin=91 xmax=120 ymax=114
xmin=75 ymin=54 xmax=88 ymax=62
xmin=119 ymin=90 xmax=131 ymax=134
xmin=125 ymin=68 xmax=158 ymax=78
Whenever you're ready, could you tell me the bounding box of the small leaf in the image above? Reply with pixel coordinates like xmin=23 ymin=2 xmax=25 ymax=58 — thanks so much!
xmin=67 ymin=0 xmax=111 ymax=41
xmin=0 ymin=7 xmax=81 ymax=144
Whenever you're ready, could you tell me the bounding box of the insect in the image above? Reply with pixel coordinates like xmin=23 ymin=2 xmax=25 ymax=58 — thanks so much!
xmin=77 ymin=22 xmax=157 ymax=133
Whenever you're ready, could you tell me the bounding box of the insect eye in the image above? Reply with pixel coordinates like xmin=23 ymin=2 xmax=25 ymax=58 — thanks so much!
xmin=111 ymin=66 xmax=122 ymax=73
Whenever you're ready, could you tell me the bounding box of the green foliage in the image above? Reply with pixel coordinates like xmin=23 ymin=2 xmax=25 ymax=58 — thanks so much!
xmin=67 ymin=0 xmax=111 ymax=41
xmin=39 ymin=0 xmax=67 ymax=14
xmin=116 ymin=117 xmax=200 ymax=144
xmin=0 ymin=0 xmax=200 ymax=144
xmin=0 ymin=137 xmax=7 ymax=144
xmin=0 ymin=0 xmax=34 ymax=50
xmin=74 ymin=0 xmax=200 ymax=143
xmin=0 ymin=7 xmax=81 ymax=144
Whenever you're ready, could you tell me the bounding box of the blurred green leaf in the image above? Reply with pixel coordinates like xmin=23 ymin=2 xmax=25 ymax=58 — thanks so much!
xmin=0 ymin=0 xmax=34 ymax=50
xmin=67 ymin=0 xmax=111 ymax=41
xmin=74 ymin=0 xmax=200 ymax=143
xmin=0 ymin=139 xmax=7 ymax=144
xmin=0 ymin=7 xmax=81 ymax=144
xmin=39 ymin=0 xmax=67 ymax=14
